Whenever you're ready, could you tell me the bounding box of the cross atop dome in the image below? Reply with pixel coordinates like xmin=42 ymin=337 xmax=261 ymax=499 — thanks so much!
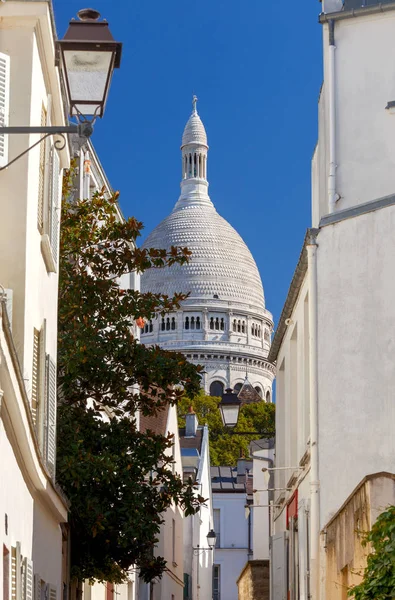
xmin=192 ymin=95 xmax=198 ymax=114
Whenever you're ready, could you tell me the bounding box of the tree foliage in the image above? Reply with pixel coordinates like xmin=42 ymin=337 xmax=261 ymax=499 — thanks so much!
xmin=348 ymin=506 xmax=395 ymax=600
xmin=178 ymin=390 xmax=275 ymax=465
xmin=57 ymin=172 xmax=204 ymax=584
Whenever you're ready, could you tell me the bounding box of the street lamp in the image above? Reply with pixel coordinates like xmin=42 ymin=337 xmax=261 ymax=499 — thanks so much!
xmin=193 ymin=529 xmax=217 ymax=554
xmin=56 ymin=8 xmax=122 ymax=119
xmin=218 ymin=388 xmax=273 ymax=436
xmin=0 ymin=8 xmax=122 ymax=170
xmin=218 ymin=388 xmax=241 ymax=429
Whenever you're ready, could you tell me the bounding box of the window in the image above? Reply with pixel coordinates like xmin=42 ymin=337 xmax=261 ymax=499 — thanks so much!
xmin=241 ymin=321 xmax=245 ymax=333
xmin=210 ymin=381 xmax=224 ymax=397
xmin=196 ymin=316 xmax=201 ymax=330
xmin=266 ymin=391 xmax=271 ymax=403
xmin=220 ymin=318 xmax=225 ymax=331
xmin=37 ymin=103 xmax=47 ymax=232
xmin=161 ymin=318 xmax=165 ymax=331
xmin=213 ymin=565 xmax=220 ymax=600
xmin=3 ymin=546 xmax=9 ymax=600
xmin=166 ymin=317 xmax=170 ymax=331
xmin=233 ymin=319 xmax=236 ymax=332
xmin=171 ymin=317 xmax=176 ymax=330
xmin=150 ymin=321 xmax=153 ymax=333
xmin=0 ymin=53 xmax=10 ymax=169
xmin=172 ymin=519 xmax=176 ymax=564
xmin=234 ymin=383 xmax=242 ymax=393
xmin=191 ymin=316 xmax=195 ymax=330
xmin=255 ymin=386 xmax=262 ymax=397
xmin=264 ymin=329 xmax=270 ymax=342
xmin=213 ymin=509 xmax=221 ymax=548
xmin=185 ymin=316 xmax=190 ymax=330
xmin=237 ymin=320 xmax=241 ymax=332
xmin=210 ymin=317 xmax=214 ymax=330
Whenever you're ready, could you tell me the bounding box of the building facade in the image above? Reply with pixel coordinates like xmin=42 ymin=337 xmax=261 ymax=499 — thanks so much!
xmin=140 ymin=99 xmax=274 ymax=400
xmin=180 ymin=410 xmax=214 ymax=600
xmin=270 ymin=1 xmax=395 ymax=599
xmin=0 ymin=1 xmax=70 ymax=599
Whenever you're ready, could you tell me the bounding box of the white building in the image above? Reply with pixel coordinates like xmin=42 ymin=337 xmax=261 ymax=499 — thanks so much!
xmin=0 ymin=1 xmax=70 ymax=599
xmin=140 ymin=98 xmax=275 ymax=400
xmin=270 ymin=1 xmax=395 ymax=599
xmin=210 ymin=462 xmax=253 ymax=600
xmin=180 ymin=409 xmax=214 ymax=600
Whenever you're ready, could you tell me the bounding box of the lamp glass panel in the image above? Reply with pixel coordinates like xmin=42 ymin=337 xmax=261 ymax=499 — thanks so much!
xmin=220 ymin=405 xmax=239 ymax=428
xmin=64 ymin=50 xmax=112 ymax=114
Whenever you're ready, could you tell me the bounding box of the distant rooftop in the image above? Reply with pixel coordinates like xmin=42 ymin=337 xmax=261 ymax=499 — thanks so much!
xmin=179 ymin=427 xmax=203 ymax=452
xmin=211 ymin=466 xmax=246 ymax=493
xmin=344 ymin=0 xmax=395 ymax=8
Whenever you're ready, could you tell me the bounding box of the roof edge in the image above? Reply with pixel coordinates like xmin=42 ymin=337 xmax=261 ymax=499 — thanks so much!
xmin=268 ymin=229 xmax=319 ymax=363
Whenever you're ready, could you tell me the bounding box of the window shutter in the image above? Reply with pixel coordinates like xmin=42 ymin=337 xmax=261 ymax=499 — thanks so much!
xmin=48 ymin=584 xmax=57 ymax=600
xmin=45 ymin=354 xmax=57 ymax=476
xmin=34 ymin=576 xmax=42 ymax=600
xmin=49 ymin=146 xmax=60 ymax=264
xmin=0 ymin=52 xmax=10 ymax=168
xmin=31 ymin=329 xmax=40 ymax=426
xmin=23 ymin=558 xmax=33 ymax=600
xmin=37 ymin=104 xmax=47 ymax=232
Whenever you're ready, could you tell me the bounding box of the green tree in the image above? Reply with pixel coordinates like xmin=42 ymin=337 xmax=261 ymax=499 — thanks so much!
xmin=57 ymin=174 xmax=204 ymax=584
xmin=348 ymin=506 xmax=395 ymax=600
xmin=178 ymin=390 xmax=275 ymax=465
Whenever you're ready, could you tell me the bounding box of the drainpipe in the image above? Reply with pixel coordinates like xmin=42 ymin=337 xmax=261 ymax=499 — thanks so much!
xmin=328 ymin=20 xmax=340 ymax=213
xmin=306 ymin=230 xmax=320 ymax=599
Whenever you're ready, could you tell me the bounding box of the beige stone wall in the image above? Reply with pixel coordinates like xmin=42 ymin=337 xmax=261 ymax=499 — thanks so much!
xmin=237 ymin=560 xmax=269 ymax=600
xmin=324 ymin=475 xmax=395 ymax=600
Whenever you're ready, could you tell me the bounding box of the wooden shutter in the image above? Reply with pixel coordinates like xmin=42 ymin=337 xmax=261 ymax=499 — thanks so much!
xmin=47 ymin=584 xmax=56 ymax=600
xmin=37 ymin=104 xmax=47 ymax=232
xmin=23 ymin=558 xmax=33 ymax=600
xmin=33 ymin=576 xmax=41 ymax=600
xmin=31 ymin=329 xmax=40 ymax=426
xmin=0 ymin=52 xmax=10 ymax=168
xmin=49 ymin=146 xmax=60 ymax=264
xmin=45 ymin=354 xmax=57 ymax=476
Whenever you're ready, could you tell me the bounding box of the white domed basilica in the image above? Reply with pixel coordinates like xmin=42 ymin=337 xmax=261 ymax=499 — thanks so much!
xmin=141 ymin=98 xmax=275 ymax=400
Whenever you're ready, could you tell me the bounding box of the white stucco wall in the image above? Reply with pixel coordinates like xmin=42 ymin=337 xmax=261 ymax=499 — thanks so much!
xmin=315 ymin=11 xmax=395 ymax=223
xmin=213 ymin=493 xmax=249 ymax=600
xmin=317 ymin=207 xmax=395 ymax=528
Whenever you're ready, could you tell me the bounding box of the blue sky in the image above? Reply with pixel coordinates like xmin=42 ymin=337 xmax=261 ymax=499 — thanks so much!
xmin=53 ymin=0 xmax=323 ymax=326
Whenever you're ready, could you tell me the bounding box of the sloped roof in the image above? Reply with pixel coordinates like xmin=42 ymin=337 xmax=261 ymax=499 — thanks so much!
xmin=238 ymin=378 xmax=262 ymax=404
xmin=179 ymin=427 xmax=203 ymax=452
xmin=210 ymin=466 xmax=246 ymax=493
xmin=140 ymin=404 xmax=169 ymax=436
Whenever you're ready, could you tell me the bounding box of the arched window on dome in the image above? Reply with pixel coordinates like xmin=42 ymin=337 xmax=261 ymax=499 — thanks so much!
xmin=251 ymin=324 xmax=254 ymax=336
xmin=210 ymin=317 xmax=214 ymax=330
xmin=210 ymin=381 xmax=224 ymax=397
xmin=188 ymin=154 xmax=192 ymax=178
xmin=264 ymin=329 xmax=270 ymax=342
xmin=241 ymin=321 xmax=245 ymax=334
xmin=166 ymin=318 xmax=170 ymax=331
xmin=237 ymin=320 xmax=241 ymax=333
xmin=234 ymin=383 xmax=242 ymax=394
xmin=150 ymin=321 xmax=153 ymax=333
xmin=171 ymin=317 xmax=176 ymax=330
xmin=191 ymin=316 xmax=195 ymax=330
xmin=185 ymin=316 xmax=190 ymax=330
xmin=215 ymin=317 xmax=220 ymax=330
xmin=258 ymin=326 xmax=261 ymax=338
xmin=266 ymin=391 xmax=271 ymax=403
xmin=233 ymin=319 xmax=237 ymax=332
xmin=196 ymin=316 xmax=201 ymax=330
xmin=161 ymin=318 xmax=165 ymax=332
xmin=255 ymin=386 xmax=262 ymax=398
xmin=220 ymin=318 xmax=225 ymax=331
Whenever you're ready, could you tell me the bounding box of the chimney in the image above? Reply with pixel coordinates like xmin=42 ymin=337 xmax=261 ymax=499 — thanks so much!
xmin=185 ymin=406 xmax=198 ymax=437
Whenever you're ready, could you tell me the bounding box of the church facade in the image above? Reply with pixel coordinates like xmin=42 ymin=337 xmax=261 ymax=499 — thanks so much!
xmin=141 ymin=99 xmax=274 ymax=399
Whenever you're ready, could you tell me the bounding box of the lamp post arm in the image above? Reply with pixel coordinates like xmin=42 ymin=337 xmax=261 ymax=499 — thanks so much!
xmin=0 ymin=123 xmax=94 ymax=171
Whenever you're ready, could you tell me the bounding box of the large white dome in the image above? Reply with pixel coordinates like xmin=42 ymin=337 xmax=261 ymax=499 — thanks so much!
xmin=140 ymin=98 xmax=274 ymax=400
xmin=141 ymin=202 xmax=265 ymax=311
